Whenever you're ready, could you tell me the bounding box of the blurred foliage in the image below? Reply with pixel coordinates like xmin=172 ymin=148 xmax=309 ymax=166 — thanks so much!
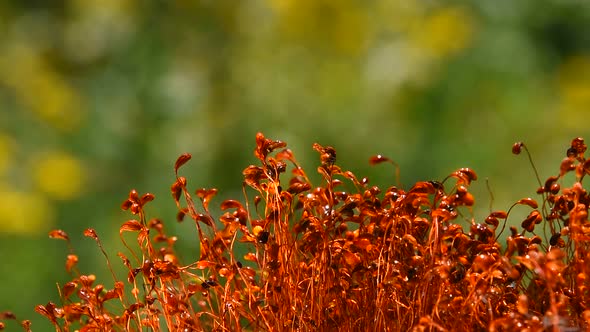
xmin=0 ymin=0 xmax=589 ymax=329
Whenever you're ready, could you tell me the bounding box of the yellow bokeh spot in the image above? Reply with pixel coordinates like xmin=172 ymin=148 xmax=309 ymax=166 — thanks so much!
xmin=27 ymin=71 xmax=84 ymax=131
xmin=33 ymin=152 xmax=85 ymax=200
xmin=0 ymin=189 xmax=54 ymax=235
xmin=266 ymin=0 xmax=368 ymax=55
xmin=557 ymin=55 xmax=590 ymax=107
xmin=411 ymin=7 xmax=474 ymax=58
xmin=0 ymin=43 xmax=84 ymax=131
xmin=556 ymin=55 xmax=590 ymax=129
xmin=266 ymin=0 xmax=290 ymax=12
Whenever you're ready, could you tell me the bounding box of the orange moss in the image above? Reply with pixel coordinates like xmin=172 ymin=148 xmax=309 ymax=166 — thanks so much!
xmin=3 ymin=134 xmax=590 ymax=331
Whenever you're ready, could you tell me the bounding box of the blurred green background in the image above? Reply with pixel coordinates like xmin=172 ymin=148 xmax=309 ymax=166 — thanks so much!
xmin=1 ymin=0 xmax=589 ymax=329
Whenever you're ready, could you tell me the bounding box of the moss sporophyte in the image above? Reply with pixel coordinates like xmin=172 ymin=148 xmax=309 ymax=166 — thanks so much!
xmin=2 ymin=134 xmax=590 ymax=331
